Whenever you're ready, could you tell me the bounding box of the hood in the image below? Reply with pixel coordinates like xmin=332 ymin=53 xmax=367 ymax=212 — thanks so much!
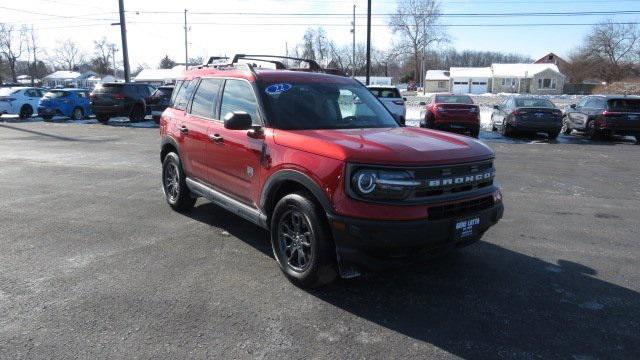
xmin=273 ymin=127 xmax=494 ymax=166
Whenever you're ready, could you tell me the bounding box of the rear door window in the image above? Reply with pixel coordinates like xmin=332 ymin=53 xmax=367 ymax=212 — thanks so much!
xmin=190 ymin=78 xmax=223 ymax=119
xmin=170 ymin=81 xmax=183 ymax=106
xmin=94 ymin=84 xmax=123 ymax=94
xmin=220 ymin=80 xmax=261 ymax=124
xmin=173 ymin=80 xmax=197 ymax=111
xmin=607 ymin=99 xmax=640 ymax=112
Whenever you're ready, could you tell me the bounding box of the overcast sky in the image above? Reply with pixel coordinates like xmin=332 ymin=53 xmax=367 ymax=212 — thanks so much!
xmin=2 ymin=0 xmax=639 ymax=69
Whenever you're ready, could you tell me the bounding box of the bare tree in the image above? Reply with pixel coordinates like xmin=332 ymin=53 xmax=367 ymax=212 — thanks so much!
xmin=566 ymin=20 xmax=640 ymax=83
xmin=0 ymin=24 xmax=27 ymax=82
xmin=91 ymin=37 xmax=115 ymax=75
xmin=53 ymin=39 xmax=84 ymax=71
xmin=389 ymin=0 xmax=448 ymax=81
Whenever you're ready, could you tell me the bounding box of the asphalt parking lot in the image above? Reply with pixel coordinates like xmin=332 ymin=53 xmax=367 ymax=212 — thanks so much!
xmin=0 ymin=120 xmax=639 ymax=359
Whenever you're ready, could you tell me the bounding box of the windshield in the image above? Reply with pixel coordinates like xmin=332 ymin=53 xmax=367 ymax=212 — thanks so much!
xmin=44 ymin=90 xmax=68 ymax=98
xmin=607 ymin=99 xmax=640 ymax=112
xmin=369 ymin=87 xmax=401 ymax=99
xmin=0 ymin=88 xmax=20 ymax=96
xmin=259 ymin=81 xmax=399 ymax=130
xmin=435 ymin=95 xmax=473 ymax=104
xmin=515 ymin=99 xmax=556 ymax=108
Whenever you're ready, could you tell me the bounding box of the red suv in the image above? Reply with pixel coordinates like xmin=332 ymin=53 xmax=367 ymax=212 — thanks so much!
xmin=160 ymin=55 xmax=503 ymax=287
xmin=420 ymin=94 xmax=481 ymax=138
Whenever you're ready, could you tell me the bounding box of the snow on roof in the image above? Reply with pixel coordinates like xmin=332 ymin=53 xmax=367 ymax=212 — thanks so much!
xmin=491 ymin=63 xmax=563 ymax=78
xmin=44 ymin=71 xmax=82 ymax=80
xmin=134 ymin=68 xmax=184 ymax=82
xmin=425 ymin=70 xmax=450 ymax=81
xmin=449 ymin=67 xmax=492 ymax=79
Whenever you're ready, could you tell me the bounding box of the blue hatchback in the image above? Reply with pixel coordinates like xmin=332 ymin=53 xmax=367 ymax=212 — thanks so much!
xmin=38 ymin=89 xmax=92 ymax=120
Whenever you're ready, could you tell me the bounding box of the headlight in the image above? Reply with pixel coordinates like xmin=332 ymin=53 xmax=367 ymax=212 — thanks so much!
xmin=351 ymin=168 xmax=420 ymax=200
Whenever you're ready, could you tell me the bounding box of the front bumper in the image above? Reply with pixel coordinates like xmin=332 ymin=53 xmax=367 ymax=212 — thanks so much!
xmin=38 ymin=107 xmax=61 ymax=116
xmin=329 ymin=201 xmax=504 ymax=275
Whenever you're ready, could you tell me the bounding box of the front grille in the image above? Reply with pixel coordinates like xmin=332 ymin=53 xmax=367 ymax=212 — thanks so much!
xmin=428 ymin=196 xmax=494 ymax=221
xmin=411 ymin=160 xmax=494 ymax=200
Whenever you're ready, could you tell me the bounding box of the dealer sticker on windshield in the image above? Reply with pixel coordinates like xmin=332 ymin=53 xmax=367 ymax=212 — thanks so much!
xmin=455 ymin=217 xmax=480 ymax=239
xmin=265 ymin=83 xmax=292 ymax=95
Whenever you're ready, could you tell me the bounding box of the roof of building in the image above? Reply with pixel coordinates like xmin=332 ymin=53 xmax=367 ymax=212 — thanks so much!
xmin=425 ymin=70 xmax=450 ymax=81
xmin=134 ymin=68 xmax=184 ymax=82
xmin=449 ymin=67 xmax=492 ymax=78
xmin=492 ymin=63 xmax=563 ymax=78
xmin=534 ymin=52 xmax=567 ymax=65
xmin=43 ymin=71 xmax=82 ymax=80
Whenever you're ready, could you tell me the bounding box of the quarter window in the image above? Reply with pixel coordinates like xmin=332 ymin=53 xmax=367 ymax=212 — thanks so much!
xmin=173 ymin=80 xmax=197 ymax=111
xmin=220 ymin=80 xmax=260 ymax=124
xmin=190 ymin=78 xmax=223 ymax=119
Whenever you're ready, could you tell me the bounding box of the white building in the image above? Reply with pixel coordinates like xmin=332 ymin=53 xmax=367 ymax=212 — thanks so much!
xmin=42 ymin=71 xmax=97 ymax=89
xmin=133 ymin=66 xmax=185 ymax=86
xmin=449 ymin=67 xmax=492 ymax=95
xmin=424 ymin=70 xmax=450 ymax=93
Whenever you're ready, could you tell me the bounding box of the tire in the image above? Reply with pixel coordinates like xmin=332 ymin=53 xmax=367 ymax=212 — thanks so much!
xmin=271 ymin=192 xmax=338 ymax=288
xmin=152 ymin=115 xmax=160 ymax=124
xmin=470 ymin=127 xmax=480 ymax=138
xmin=502 ymin=122 xmax=514 ymax=137
xmin=19 ymin=105 xmax=33 ymax=119
xmin=129 ymin=105 xmax=145 ymax=122
xmin=635 ymin=135 xmax=640 ymax=144
xmin=42 ymin=115 xmax=53 ymax=121
xmin=96 ymin=114 xmax=110 ymax=124
xmin=548 ymin=131 xmax=560 ymax=140
xmin=162 ymin=152 xmax=196 ymax=212
xmin=71 ymin=107 xmax=84 ymax=120
xmin=587 ymin=120 xmax=600 ymax=140
xmin=561 ymin=117 xmax=572 ymax=135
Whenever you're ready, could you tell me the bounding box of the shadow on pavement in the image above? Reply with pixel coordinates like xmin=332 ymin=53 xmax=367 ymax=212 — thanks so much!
xmin=0 ymin=123 xmax=115 ymax=143
xmin=185 ymin=201 xmax=640 ymax=358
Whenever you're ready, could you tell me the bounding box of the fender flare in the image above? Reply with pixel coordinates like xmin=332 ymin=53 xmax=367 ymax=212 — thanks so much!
xmin=160 ymin=136 xmax=180 ymax=162
xmin=260 ymin=169 xmax=334 ymax=219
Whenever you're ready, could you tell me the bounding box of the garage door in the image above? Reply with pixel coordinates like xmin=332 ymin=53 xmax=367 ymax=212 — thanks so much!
xmin=470 ymin=79 xmax=488 ymax=94
xmin=452 ymin=81 xmax=469 ymax=95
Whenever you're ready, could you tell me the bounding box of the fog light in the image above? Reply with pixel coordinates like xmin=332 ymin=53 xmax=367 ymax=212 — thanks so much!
xmin=493 ymin=189 xmax=503 ymax=203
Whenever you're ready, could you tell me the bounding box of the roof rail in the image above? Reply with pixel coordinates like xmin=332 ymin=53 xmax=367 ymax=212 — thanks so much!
xmin=231 ymin=54 xmax=324 ymax=72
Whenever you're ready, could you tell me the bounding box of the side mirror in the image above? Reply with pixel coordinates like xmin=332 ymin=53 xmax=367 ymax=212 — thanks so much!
xmin=493 ymin=105 xmax=500 ymax=110
xmin=419 ymin=101 xmax=427 ymax=106
xmin=570 ymin=104 xmax=576 ymax=109
xmin=224 ymin=111 xmax=252 ymax=130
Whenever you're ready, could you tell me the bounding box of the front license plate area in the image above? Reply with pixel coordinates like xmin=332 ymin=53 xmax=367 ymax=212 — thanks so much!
xmin=454 ymin=217 xmax=480 ymax=240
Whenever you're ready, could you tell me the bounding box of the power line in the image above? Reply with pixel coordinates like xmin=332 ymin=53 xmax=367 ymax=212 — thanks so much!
xmin=124 ymin=21 xmax=640 ymax=28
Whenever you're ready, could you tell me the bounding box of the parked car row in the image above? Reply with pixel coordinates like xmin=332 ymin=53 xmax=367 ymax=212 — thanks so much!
xmin=0 ymin=83 xmax=176 ymax=125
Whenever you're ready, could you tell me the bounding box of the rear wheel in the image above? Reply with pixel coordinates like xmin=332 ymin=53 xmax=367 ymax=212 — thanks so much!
xmin=470 ymin=127 xmax=480 ymax=138
xmin=635 ymin=135 xmax=640 ymax=144
xmin=42 ymin=115 xmax=53 ymax=121
xmin=96 ymin=114 xmax=110 ymax=124
xmin=271 ymin=192 xmax=337 ymax=288
xmin=129 ymin=105 xmax=145 ymax=122
xmin=548 ymin=130 xmax=560 ymax=140
xmin=19 ymin=105 xmax=33 ymax=119
xmin=587 ymin=121 xmax=600 ymax=140
xmin=162 ymin=152 xmax=196 ymax=212
xmin=71 ymin=107 xmax=84 ymax=120
xmin=502 ymin=122 xmax=514 ymax=137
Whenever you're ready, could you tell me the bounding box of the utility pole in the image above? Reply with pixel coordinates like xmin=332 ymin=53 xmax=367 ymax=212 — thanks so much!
xmin=422 ymin=17 xmax=427 ymax=95
xmin=351 ymin=4 xmax=356 ymax=78
xmin=30 ymin=25 xmax=36 ymax=87
xmin=365 ymin=0 xmax=371 ymax=85
xmin=117 ymin=0 xmax=131 ymax=82
xmin=184 ymin=9 xmax=189 ymax=70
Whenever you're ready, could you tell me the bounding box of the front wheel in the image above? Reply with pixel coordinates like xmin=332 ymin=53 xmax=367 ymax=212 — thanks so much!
xmin=548 ymin=130 xmax=560 ymax=140
xmin=271 ymin=192 xmax=337 ymax=288
xmin=561 ymin=118 xmax=572 ymax=135
xmin=162 ymin=152 xmax=196 ymax=212
xmin=587 ymin=121 xmax=600 ymax=140
xmin=96 ymin=114 xmax=110 ymax=124
xmin=635 ymin=135 xmax=639 ymax=144
xmin=71 ymin=107 xmax=84 ymax=120
xmin=129 ymin=105 xmax=145 ymax=122
xmin=19 ymin=105 xmax=33 ymax=119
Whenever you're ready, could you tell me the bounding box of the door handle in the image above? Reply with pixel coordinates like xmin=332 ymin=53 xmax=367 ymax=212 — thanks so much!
xmin=209 ymin=134 xmax=223 ymax=143
xmin=179 ymin=126 xmax=188 ymax=134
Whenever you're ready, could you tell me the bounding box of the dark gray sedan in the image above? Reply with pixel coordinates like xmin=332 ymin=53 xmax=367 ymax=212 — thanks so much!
xmin=491 ymin=97 xmax=563 ymax=139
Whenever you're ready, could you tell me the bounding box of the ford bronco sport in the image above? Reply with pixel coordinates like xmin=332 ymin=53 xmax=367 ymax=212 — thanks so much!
xmin=160 ymin=55 xmax=503 ymax=287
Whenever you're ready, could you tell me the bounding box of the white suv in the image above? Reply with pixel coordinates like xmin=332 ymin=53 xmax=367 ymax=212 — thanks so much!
xmin=367 ymin=85 xmax=407 ymax=124
xmin=0 ymin=87 xmax=44 ymax=119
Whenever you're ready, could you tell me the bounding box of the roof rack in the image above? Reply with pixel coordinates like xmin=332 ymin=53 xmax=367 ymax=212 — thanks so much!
xmin=231 ymin=54 xmax=324 ymax=72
